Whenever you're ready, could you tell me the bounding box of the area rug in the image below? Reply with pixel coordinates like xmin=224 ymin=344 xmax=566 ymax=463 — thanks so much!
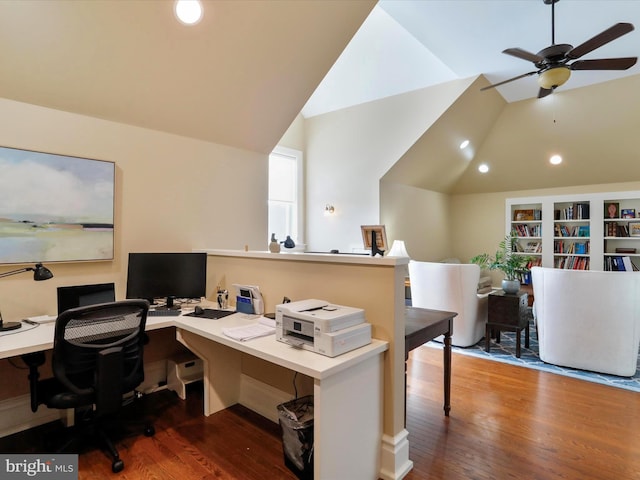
xmin=426 ymin=323 xmax=640 ymax=393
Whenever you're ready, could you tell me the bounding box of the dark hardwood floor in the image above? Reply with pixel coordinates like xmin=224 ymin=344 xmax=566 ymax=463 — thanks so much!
xmin=2 ymin=346 xmax=639 ymax=479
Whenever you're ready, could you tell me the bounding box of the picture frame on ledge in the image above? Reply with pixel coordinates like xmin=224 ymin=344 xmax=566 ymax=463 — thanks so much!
xmin=361 ymin=225 xmax=388 ymax=257
xmin=629 ymin=222 xmax=640 ymax=237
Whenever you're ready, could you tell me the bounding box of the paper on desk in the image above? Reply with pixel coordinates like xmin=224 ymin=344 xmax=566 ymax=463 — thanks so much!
xmin=26 ymin=315 xmax=57 ymax=324
xmin=222 ymin=316 xmax=276 ymax=341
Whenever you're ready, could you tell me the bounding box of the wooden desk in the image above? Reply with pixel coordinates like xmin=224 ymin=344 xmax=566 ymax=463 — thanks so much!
xmin=405 ymin=306 xmax=457 ymax=416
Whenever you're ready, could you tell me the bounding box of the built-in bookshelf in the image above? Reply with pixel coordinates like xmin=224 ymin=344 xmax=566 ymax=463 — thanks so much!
xmin=553 ymin=200 xmax=590 ymax=270
xmin=509 ymin=203 xmax=543 ymax=269
xmin=603 ymin=198 xmax=640 ymax=271
xmin=507 ymin=191 xmax=640 ymax=272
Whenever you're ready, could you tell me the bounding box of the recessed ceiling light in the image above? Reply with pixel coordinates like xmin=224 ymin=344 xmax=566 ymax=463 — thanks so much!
xmin=478 ymin=163 xmax=489 ymax=173
xmin=550 ymin=154 xmax=562 ymax=165
xmin=174 ymin=0 xmax=203 ymax=25
xmin=459 ymin=140 xmax=470 ymax=149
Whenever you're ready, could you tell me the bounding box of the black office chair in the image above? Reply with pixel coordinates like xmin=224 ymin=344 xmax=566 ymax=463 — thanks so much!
xmin=26 ymin=299 xmax=154 ymax=473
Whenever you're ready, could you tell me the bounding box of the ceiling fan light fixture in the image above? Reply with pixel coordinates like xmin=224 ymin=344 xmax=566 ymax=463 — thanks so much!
xmin=538 ymin=67 xmax=571 ymax=90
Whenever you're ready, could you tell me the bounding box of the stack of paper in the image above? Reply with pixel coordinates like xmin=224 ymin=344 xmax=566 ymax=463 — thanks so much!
xmin=222 ymin=316 xmax=276 ymax=341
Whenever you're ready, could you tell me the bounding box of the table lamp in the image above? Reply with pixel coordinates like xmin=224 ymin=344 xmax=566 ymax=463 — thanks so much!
xmin=0 ymin=263 xmax=54 ymax=331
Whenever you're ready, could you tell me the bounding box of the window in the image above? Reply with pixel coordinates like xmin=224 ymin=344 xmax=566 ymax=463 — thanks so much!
xmin=268 ymin=146 xmax=303 ymax=246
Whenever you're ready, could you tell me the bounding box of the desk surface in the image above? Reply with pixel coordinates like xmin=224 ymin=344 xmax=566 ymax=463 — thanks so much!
xmin=404 ymin=306 xmax=457 ymax=354
xmin=0 ymin=312 xmax=388 ymax=381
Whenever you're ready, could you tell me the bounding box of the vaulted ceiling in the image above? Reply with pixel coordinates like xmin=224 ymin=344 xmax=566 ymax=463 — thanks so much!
xmin=0 ymin=0 xmax=375 ymax=153
xmin=1 ymin=0 xmax=639 ymax=195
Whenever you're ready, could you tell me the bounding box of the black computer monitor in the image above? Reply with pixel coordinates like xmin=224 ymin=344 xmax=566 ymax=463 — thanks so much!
xmin=57 ymin=282 xmax=116 ymax=315
xmin=126 ymin=252 xmax=207 ymax=309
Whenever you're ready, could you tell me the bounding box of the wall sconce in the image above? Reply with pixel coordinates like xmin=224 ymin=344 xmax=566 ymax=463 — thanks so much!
xmin=324 ymin=204 xmax=335 ymax=215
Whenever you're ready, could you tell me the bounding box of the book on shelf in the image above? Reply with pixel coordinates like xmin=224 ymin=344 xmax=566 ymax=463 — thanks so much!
xmin=524 ymin=241 xmax=542 ymax=253
xmin=615 ymin=247 xmax=636 ymax=254
xmin=621 ymin=208 xmax=636 ymax=219
xmin=554 ymin=203 xmax=590 ymax=220
xmin=604 ymin=256 xmax=639 ymax=271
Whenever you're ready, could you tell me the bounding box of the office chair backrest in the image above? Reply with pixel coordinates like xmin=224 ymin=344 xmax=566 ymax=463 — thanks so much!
xmin=52 ymin=299 xmax=150 ymax=415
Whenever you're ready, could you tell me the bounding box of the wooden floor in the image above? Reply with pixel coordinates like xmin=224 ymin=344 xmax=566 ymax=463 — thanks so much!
xmin=2 ymin=346 xmax=640 ymax=479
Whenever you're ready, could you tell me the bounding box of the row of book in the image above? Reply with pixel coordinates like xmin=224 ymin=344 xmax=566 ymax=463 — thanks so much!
xmin=553 ymin=256 xmax=590 ymax=269
xmin=605 ymin=222 xmax=630 ymax=237
xmin=513 ymin=224 xmax=541 ymax=237
xmin=554 ymin=203 xmax=590 ymax=220
xmin=554 ymin=224 xmax=590 ymax=237
xmin=604 ymin=256 xmax=640 ymax=271
xmin=554 ymin=240 xmax=589 ymax=254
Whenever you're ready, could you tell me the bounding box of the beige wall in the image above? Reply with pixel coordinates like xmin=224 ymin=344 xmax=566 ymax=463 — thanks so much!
xmin=204 ymin=253 xmax=407 ymax=440
xmin=450 ymin=181 xmax=640 ymax=285
xmin=380 ymin=182 xmax=451 ymax=261
xmin=0 ymin=98 xmax=268 ymax=399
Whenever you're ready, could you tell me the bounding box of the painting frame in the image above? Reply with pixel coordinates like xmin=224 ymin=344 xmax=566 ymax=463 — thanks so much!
xmin=605 ymin=202 xmax=620 ymax=219
xmin=0 ymin=145 xmax=115 ymax=265
xmin=621 ymin=208 xmax=636 ymax=219
xmin=361 ymin=225 xmax=388 ymax=253
xmin=629 ymin=222 xmax=640 ymax=237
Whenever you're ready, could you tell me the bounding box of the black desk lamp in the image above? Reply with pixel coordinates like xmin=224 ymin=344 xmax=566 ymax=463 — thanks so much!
xmin=0 ymin=263 xmax=54 ymax=331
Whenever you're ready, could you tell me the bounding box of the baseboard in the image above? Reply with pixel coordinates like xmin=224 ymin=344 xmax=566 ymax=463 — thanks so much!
xmin=0 ymin=394 xmax=62 ymax=439
xmin=238 ymin=374 xmax=292 ymax=423
xmin=379 ymin=429 xmax=413 ymax=480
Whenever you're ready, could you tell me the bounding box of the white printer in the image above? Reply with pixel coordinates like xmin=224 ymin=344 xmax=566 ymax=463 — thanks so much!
xmin=275 ymin=299 xmax=372 ymax=357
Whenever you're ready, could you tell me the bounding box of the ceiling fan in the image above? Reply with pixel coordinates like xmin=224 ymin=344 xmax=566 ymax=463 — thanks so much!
xmin=481 ymin=0 xmax=637 ymax=98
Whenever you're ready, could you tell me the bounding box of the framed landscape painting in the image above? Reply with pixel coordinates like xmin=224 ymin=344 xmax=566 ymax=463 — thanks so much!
xmin=0 ymin=146 xmax=115 ymax=264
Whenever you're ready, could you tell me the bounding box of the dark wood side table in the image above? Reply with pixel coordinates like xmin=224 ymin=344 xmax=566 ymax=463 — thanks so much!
xmin=405 ymin=306 xmax=457 ymax=417
xmin=486 ymin=290 xmax=529 ymax=358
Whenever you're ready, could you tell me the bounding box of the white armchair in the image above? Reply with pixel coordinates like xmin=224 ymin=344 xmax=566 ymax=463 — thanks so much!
xmin=531 ymin=266 xmax=640 ymax=376
xmin=408 ymin=260 xmax=488 ymax=347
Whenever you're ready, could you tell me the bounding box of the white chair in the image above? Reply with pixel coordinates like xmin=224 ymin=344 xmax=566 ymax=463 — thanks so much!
xmin=408 ymin=260 xmax=488 ymax=347
xmin=531 ymin=266 xmax=640 ymax=376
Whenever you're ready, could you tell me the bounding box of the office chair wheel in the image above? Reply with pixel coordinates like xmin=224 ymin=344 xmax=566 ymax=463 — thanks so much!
xmin=144 ymin=425 xmax=155 ymax=436
xmin=112 ymin=458 xmax=124 ymax=473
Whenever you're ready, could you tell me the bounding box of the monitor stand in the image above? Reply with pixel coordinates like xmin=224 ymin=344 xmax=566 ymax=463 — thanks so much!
xmin=153 ymin=296 xmax=181 ymax=311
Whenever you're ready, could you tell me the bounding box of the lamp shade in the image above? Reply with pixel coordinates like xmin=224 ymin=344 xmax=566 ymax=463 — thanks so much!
xmin=387 ymin=240 xmax=410 ymax=258
xmin=538 ymin=67 xmax=571 ymax=90
xmin=33 ymin=263 xmax=54 ymax=281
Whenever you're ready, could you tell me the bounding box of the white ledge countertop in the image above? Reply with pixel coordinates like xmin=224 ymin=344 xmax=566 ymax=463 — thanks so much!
xmin=195 ymin=249 xmax=409 ymax=266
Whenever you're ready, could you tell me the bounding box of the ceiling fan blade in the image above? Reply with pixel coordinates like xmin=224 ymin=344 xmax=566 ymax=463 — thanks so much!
xmin=503 ymin=48 xmax=544 ymax=63
xmin=567 ymin=22 xmax=635 ymax=60
xmin=538 ymin=87 xmax=553 ymax=99
xmin=480 ymin=71 xmax=538 ymax=91
xmin=570 ymin=57 xmax=638 ymax=71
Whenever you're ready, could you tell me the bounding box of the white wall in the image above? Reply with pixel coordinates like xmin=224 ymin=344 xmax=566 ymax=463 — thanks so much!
xmin=304 ymin=79 xmax=473 ymax=253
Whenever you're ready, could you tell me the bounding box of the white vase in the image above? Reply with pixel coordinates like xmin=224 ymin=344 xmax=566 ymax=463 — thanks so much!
xmin=502 ymin=279 xmax=520 ymax=294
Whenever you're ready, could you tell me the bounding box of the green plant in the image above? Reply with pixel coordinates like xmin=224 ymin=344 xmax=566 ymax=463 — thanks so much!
xmin=470 ymin=234 xmax=532 ymax=281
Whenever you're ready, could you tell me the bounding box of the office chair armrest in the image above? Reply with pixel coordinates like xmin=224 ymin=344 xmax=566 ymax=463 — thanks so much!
xmin=21 ymin=352 xmax=46 ymax=413
xmin=96 ymin=346 xmax=124 ymax=414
